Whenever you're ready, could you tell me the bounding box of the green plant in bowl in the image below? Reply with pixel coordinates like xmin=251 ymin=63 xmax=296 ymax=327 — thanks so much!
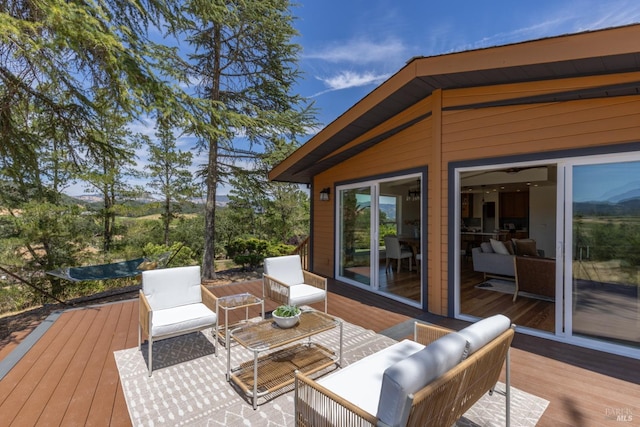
xmin=272 ymin=305 xmax=301 ymax=328
xmin=273 ymin=304 xmax=301 ymax=317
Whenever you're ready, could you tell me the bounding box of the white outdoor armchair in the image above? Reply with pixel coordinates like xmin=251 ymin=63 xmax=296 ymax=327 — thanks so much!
xmin=263 ymin=255 xmax=328 ymax=313
xmin=138 ymin=265 xmax=218 ymax=376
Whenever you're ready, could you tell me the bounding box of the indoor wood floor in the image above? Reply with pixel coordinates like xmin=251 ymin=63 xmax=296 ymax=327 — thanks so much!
xmin=460 ymin=258 xmax=556 ymax=332
xmin=342 ymin=258 xmax=422 ymax=302
xmin=0 ymin=279 xmax=638 ymax=426
xmin=377 ymin=262 xmax=421 ymax=302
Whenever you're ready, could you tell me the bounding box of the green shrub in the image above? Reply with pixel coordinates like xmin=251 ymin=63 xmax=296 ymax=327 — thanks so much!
xmin=226 ymin=238 xmax=269 ymax=269
xmin=226 ymin=238 xmax=294 ymax=269
xmin=266 ymin=242 xmax=296 ymax=257
xmin=142 ymin=242 xmax=198 ymax=267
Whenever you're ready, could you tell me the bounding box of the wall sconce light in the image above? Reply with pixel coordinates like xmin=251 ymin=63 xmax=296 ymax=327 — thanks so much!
xmin=319 ymin=187 xmax=331 ymax=201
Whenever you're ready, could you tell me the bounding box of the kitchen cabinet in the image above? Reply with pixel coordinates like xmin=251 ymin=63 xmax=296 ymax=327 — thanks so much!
xmin=461 ymin=193 xmax=473 ymax=218
xmin=499 ymin=192 xmax=529 ymax=218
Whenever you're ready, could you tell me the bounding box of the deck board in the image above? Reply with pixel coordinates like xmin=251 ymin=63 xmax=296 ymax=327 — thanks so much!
xmin=0 ymin=279 xmax=638 ymax=426
xmin=1 ymin=308 xmax=91 ymax=424
xmin=36 ymin=305 xmax=112 ymax=425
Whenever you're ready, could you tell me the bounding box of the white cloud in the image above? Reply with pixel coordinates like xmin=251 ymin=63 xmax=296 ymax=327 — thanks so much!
xmin=321 ymin=70 xmax=390 ymax=90
xmin=304 ymin=38 xmax=407 ymax=65
xmin=312 ymin=70 xmax=390 ymax=97
xmin=575 ymin=1 xmax=640 ymax=30
xmin=461 ymin=2 xmax=640 ymax=52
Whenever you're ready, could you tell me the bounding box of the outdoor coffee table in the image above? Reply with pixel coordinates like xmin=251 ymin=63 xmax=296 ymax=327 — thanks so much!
xmin=227 ymin=309 xmax=343 ymax=409
xmin=215 ymin=293 xmax=264 ymax=350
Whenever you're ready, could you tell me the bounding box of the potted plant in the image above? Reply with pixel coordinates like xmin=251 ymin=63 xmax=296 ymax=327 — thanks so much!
xmin=271 ymin=304 xmax=301 ymax=328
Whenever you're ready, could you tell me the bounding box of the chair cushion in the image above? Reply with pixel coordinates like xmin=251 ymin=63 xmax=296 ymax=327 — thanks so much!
xmin=288 ymin=284 xmax=326 ymax=307
xmin=263 ymin=255 xmax=304 ymax=286
xmin=490 ymin=239 xmax=510 ymax=255
xmin=480 ymin=242 xmax=494 ymax=253
xmin=513 ymin=238 xmax=538 ymax=257
xmin=318 ymin=339 xmax=425 ymax=417
xmin=151 ymin=303 xmax=217 ymax=337
xmin=457 ymin=314 xmax=511 ymax=355
xmin=142 ymin=266 xmax=202 ymax=311
xmin=377 ymin=332 xmax=469 ymax=427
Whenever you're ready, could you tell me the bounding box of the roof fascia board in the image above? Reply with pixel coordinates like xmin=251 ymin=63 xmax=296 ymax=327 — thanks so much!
xmin=412 ymin=25 xmax=640 ymax=77
xmin=268 ymin=63 xmax=419 ymax=181
xmin=321 ymin=95 xmax=433 ymax=161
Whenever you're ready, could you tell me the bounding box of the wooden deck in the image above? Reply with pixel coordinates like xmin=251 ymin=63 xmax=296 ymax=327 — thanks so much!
xmin=1 ymin=279 xmax=639 ymax=426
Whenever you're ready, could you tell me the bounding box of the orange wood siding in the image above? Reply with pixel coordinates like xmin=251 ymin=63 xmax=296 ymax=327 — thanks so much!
xmin=428 ymin=89 xmax=443 ymax=313
xmin=443 ymin=72 xmax=640 ymax=110
xmin=442 ymin=96 xmax=640 ymax=161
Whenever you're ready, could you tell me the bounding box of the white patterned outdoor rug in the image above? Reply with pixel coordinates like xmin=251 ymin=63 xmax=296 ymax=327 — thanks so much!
xmin=115 ymin=319 xmax=548 ymax=426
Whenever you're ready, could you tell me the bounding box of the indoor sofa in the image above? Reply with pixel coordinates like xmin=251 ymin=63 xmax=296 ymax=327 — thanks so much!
xmin=294 ymin=314 xmax=515 ymax=427
xmin=472 ymin=245 xmax=515 ymax=277
xmin=472 ymin=238 xmax=544 ymax=278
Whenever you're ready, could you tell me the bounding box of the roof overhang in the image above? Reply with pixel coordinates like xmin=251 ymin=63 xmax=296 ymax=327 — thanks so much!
xmin=270 ymin=24 xmax=640 ymax=184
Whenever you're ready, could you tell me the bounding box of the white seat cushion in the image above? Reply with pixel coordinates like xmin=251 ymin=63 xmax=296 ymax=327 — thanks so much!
xmin=142 ymin=266 xmax=203 ymax=310
xmin=318 ymin=339 xmax=424 ymax=416
xmin=263 ymin=255 xmax=304 ymax=285
xmin=288 ymin=284 xmax=326 ymax=307
xmin=151 ymin=303 xmax=217 ymax=337
xmin=377 ymin=332 xmax=469 ymax=427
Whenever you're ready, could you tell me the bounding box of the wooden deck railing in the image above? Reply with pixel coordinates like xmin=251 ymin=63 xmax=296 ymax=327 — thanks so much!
xmin=292 ymin=236 xmax=310 ymax=270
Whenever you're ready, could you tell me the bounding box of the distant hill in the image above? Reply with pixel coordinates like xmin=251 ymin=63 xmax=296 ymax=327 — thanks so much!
xmin=70 ymin=194 xmax=229 ymax=208
xmin=576 ymin=181 xmax=640 ymax=216
xmin=574 ymin=198 xmax=640 ymax=216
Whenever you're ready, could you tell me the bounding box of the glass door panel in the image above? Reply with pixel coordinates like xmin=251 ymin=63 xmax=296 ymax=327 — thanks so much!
xmin=379 ymin=178 xmax=422 ymax=303
xmin=338 ymin=186 xmax=372 ymax=286
xmin=457 ymin=164 xmax=557 ymax=334
xmin=571 ymin=161 xmax=640 ymax=347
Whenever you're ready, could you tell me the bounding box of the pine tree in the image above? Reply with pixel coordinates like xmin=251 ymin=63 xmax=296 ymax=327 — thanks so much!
xmin=147 ymin=113 xmax=200 ymax=246
xmin=178 ymin=0 xmax=315 ymax=279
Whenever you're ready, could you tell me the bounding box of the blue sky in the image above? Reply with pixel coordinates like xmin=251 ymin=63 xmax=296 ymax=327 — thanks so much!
xmin=67 ymin=0 xmax=640 ymax=196
xmin=292 ymin=0 xmax=640 ymax=127
xmin=573 ymin=162 xmax=640 ymax=202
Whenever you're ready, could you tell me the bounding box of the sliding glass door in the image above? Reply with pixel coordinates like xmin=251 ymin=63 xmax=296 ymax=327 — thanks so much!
xmin=567 ymin=158 xmax=640 ymax=350
xmin=456 ymin=153 xmax=640 ymax=356
xmin=336 ymin=174 xmax=423 ymax=305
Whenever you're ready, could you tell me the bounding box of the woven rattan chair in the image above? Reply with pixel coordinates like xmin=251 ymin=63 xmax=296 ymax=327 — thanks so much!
xmin=138 ymin=265 xmax=218 ymax=376
xmin=513 ymin=256 xmax=555 ymax=302
xmin=295 ymin=317 xmax=515 ymax=427
xmin=263 ymin=255 xmax=327 ymax=313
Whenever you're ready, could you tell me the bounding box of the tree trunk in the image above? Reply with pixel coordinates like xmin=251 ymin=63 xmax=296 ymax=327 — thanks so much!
xmin=201 ymin=26 xmax=222 ymax=281
xmin=164 ymin=195 xmax=171 ymax=246
xmin=103 ymin=190 xmax=111 ymax=252
xmin=202 ymin=138 xmax=218 ymax=279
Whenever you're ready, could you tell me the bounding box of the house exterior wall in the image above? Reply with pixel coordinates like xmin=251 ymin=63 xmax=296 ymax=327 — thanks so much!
xmin=312 ymin=97 xmax=433 ymax=278
xmin=311 ymin=72 xmax=640 ymax=316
